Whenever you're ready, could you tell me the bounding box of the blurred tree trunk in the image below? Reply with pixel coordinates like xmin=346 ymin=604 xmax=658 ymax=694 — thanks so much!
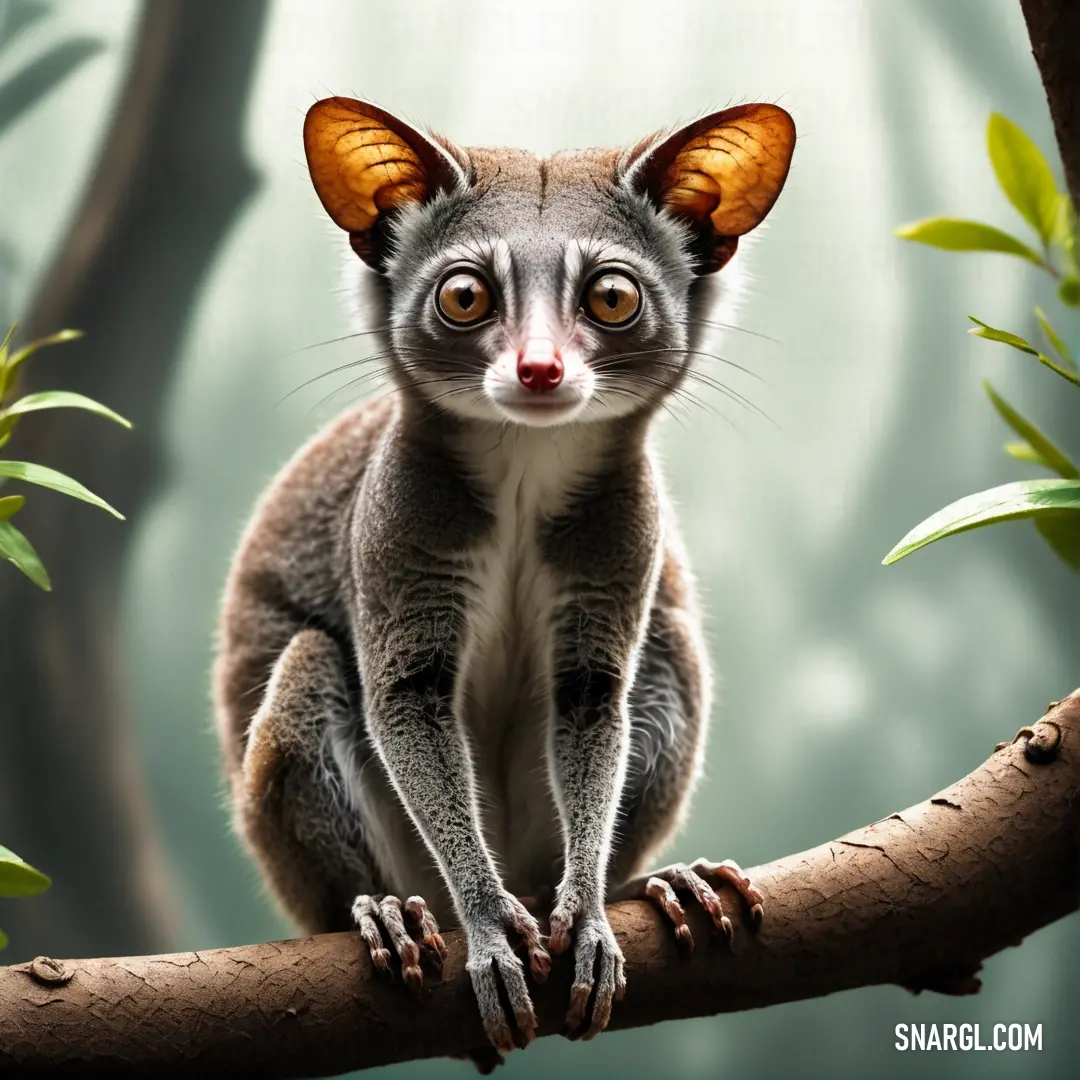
xmin=0 ymin=0 xmax=268 ymax=960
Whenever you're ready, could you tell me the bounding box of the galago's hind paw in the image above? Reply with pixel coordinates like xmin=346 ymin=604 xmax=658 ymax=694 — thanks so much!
xmin=352 ymin=893 xmax=447 ymax=993
xmin=632 ymin=858 xmax=764 ymax=952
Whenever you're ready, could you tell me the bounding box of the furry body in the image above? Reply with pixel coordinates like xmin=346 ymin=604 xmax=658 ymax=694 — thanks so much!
xmin=215 ymin=395 xmax=708 ymax=926
xmin=213 ymin=97 xmax=793 ymax=1052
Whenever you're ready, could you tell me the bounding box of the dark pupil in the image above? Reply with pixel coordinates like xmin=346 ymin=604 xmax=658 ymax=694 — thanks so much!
xmin=604 ymin=287 xmax=619 ymax=310
xmin=458 ymin=286 xmax=474 ymax=310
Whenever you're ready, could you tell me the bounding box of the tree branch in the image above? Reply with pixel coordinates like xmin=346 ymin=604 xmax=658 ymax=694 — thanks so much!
xmin=1019 ymin=0 xmax=1080 ymax=208
xmin=1 ymin=691 xmax=1077 ymax=1078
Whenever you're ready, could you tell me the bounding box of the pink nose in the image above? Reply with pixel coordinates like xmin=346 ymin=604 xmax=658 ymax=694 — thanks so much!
xmin=517 ymin=342 xmax=564 ymax=393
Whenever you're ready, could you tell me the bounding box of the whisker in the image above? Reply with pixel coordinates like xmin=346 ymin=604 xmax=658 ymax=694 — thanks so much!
xmin=687 ymin=317 xmax=779 ymax=343
xmin=307 ymin=371 xmax=480 ymax=415
xmin=600 ymin=385 xmax=691 ymax=429
xmin=280 ymin=343 xmax=489 ymax=405
xmin=611 ymin=372 xmax=719 ymax=419
xmin=278 ymin=351 xmax=408 ymax=404
xmin=590 ymin=347 xmax=765 ymax=384
xmin=304 ymin=366 xmax=397 ymax=413
xmin=285 ymin=324 xmax=422 ymax=356
xmin=640 ymin=360 xmax=776 ymax=427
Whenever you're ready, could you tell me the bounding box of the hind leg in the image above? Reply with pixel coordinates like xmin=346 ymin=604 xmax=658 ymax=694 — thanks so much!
xmin=236 ymin=628 xmax=446 ymax=983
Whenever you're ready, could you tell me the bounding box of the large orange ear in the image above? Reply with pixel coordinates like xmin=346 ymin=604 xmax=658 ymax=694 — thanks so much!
xmin=303 ymin=97 xmax=466 ymax=269
xmin=626 ymin=104 xmax=796 ymax=274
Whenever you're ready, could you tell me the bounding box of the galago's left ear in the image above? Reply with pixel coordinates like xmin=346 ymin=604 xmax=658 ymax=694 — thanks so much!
xmin=304 ymin=96 xmax=467 ymax=271
xmin=624 ymin=103 xmax=796 ymax=274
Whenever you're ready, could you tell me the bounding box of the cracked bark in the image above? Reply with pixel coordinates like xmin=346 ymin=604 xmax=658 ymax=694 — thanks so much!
xmin=1 ymin=692 xmax=1077 ymax=1078
xmin=1019 ymin=0 xmax=1080 ymax=208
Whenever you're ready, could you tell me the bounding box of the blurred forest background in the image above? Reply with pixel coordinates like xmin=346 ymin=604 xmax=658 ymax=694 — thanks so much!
xmin=1 ymin=1 xmax=1078 ymax=1077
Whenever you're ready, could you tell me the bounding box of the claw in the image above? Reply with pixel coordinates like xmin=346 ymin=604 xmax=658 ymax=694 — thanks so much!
xmin=553 ymin=907 xmax=625 ymax=1040
xmin=563 ymin=982 xmax=592 ymax=1037
xmin=635 ymin=858 xmax=766 ymax=952
xmin=507 ymin=898 xmax=551 ymax=978
xmin=467 ymin=947 xmax=537 ymax=1054
xmin=529 ymin=947 xmax=551 ymax=982
xmin=547 ymin=912 xmax=572 ymax=955
xmin=514 ymin=1005 xmax=538 ymax=1046
xmin=645 ymin=876 xmax=693 ymax=952
xmin=353 ymin=892 xmax=446 ymax=993
xmin=405 ymin=895 xmax=448 ymax=969
xmin=352 ymin=895 xmax=393 ymax=972
xmin=583 ymin=944 xmax=623 ymax=1039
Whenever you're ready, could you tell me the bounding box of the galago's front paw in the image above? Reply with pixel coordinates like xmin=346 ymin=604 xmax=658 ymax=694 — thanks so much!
xmin=465 ymin=893 xmax=550 ymax=1054
xmin=549 ymin=894 xmax=626 ymax=1040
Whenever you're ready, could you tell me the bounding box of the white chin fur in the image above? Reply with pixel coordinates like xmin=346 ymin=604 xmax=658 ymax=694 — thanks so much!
xmin=415 ymin=378 xmax=593 ymax=427
xmin=490 ymin=395 xmax=590 ymax=428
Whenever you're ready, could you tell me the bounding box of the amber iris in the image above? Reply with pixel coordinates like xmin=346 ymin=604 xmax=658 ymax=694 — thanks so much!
xmin=584 ymin=272 xmax=641 ymax=326
xmin=436 ymin=271 xmax=493 ymax=325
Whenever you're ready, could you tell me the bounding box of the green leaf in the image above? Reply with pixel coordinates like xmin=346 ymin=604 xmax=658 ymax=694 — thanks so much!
xmin=0 ymin=325 xmax=15 ymax=400
xmin=4 ymin=329 xmax=83 ymax=376
xmin=0 ymin=927 xmax=8 ymax=952
xmin=1038 ymin=352 xmax=1080 ymax=388
xmin=1004 ymin=440 xmax=1051 ymax=467
xmin=882 ymin=479 xmax=1080 ymax=565
xmin=986 ymin=114 xmax=1064 ymax=244
xmin=0 ymin=461 xmax=124 ymax=519
xmin=895 ymin=218 xmax=1045 ymax=266
xmin=983 ymin=382 xmax=1078 ymax=478
xmin=968 ymin=317 xmax=1080 ymax=387
xmin=1060 ymin=277 xmax=1080 ymax=307
xmin=0 ymin=495 xmax=26 ymax=520
xmin=1 ymin=391 xmax=131 ymax=429
xmin=967 ymin=316 xmax=1038 ymax=354
xmin=0 ymin=520 xmax=51 ymax=589
xmin=1034 ymin=306 xmax=1074 ymax=367
xmin=1036 ymin=515 xmax=1080 ymax=571
xmin=0 ymin=844 xmax=52 ymax=897
xmin=1050 ymin=194 xmax=1077 ymax=252
xmin=0 ymin=324 xmax=14 ymax=366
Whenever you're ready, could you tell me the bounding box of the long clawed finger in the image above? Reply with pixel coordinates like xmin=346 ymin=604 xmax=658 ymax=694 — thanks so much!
xmin=468 ymin=953 xmax=538 ymax=1054
xmin=561 ymin=929 xmax=624 ymax=1041
xmin=644 ymin=860 xmax=764 ymax=952
xmin=644 ymin=876 xmax=694 ymax=951
xmin=547 ymin=909 xmax=573 ymax=955
xmin=669 ymin=866 xmax=733 ymax=944
xmin=352 ymin=893 xmax=447 ymax=994
xmin=352 ymin=894 xmax=392 ymax=972
xmin=690 ymin=858 xmax=765 ymax=926
xmin=404 ymin=895 xmax=448 ymax=968
xmin=509 ymin=905 xmax=551 ymax=981
xmin=376 ymin=896 xmax=423 ymax=993
xmin=582 ymin=948 xmax=624 ymax=1040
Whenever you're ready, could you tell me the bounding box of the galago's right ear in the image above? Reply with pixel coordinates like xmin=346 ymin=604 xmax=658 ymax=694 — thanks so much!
xmin=303 ymin=97 xmax=467 ymax=271
xmin=622 ymin=103 xmax=796 ymax=274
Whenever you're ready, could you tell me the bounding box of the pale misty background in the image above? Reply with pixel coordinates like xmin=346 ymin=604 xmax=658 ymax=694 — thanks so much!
xmin=1 ymin=1 xmax=1078 ymax=1077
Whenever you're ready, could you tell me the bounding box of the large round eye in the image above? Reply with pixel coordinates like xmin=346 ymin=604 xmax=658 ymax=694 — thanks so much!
xmin=436 ymin=270 xmax=493 ymax=326
xmin=583 ymin=271 xmax=641 ymax=327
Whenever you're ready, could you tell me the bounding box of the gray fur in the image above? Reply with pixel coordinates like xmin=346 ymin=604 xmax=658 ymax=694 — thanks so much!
xmin=215 ymin=100 xmax=791 ymax=1058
